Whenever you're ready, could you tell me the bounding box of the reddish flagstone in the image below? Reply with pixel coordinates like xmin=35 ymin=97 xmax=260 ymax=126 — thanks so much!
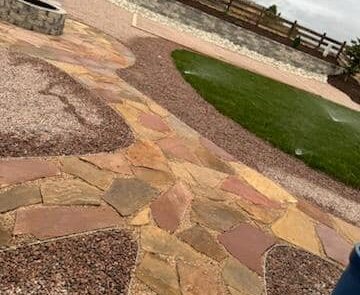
xmin=138 ymin=112 xmax=170 ymax=133
xmin=81 ymin=152 xmax=132 ymax=175
xmin=157 ymin=137 xmax=201 ymax=164
xmin=297 ymin=199 xmax=333 ymax=228
xmin=200 ymin=137 xmax=235 ymax=161
xmin=14 ymin=206 xmax=123 ymax=239
xmin=151 ymin=183 xmax=193 ymax=233
xmin=0 ymin=159 xmax=59 ymax=186
xmin=316 ymin=224 xmax=353 ymax=265
xmin=218 ymin=223 xmax=275 ymax=274
xmin=221 ymin=176 xmax=281 ymax=209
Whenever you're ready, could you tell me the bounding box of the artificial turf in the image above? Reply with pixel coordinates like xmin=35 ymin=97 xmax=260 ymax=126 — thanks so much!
xmin=172 ymin=49 xmax=360 ymax=188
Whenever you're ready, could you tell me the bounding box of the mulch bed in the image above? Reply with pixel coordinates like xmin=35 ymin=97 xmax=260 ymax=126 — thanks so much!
xmin=265 ymin=246 xmax=343 ymax=295
xmin=0 ymin=48 xmax=134 ymax=158
xmin=0 ymin=229 xmax=138 ymax=294
xmin=117 ymin=37 xmax=360 ymax=210
xmin=328 ymin=74 xmax=360 ymax=104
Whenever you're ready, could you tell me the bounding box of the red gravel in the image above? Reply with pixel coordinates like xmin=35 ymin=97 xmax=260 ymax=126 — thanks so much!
xmin=117 ymin=37 xmax=360 ymax=213
xmin=0 ymin=48 xmax=134 ymax=157
xmin=0 ymin=229 xmax=138 ymax=294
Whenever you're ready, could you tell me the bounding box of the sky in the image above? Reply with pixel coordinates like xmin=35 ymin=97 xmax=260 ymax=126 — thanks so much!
xmin=254 ymin=0 xmax=360 ymax=42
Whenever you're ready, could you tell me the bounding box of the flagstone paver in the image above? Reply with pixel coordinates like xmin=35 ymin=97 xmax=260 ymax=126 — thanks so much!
xmin=200 ymin=137 xmax=236 ymax=162
xmin=151 ymin=183 xmax=192 ymax=233
xmin=157 ymin=137 xmax=201 ymax=164
xmin=190 ymin=185 xmax=227 ymax=201
xmin=332 ymin=216 xmax=360 ymax=244
xmin=195 ymin=146 xmax=235 ymax=174
xmin=0 ymin=219 xmax=10 ymax=246
xmin=316 ymin=224 xmax=352 ymax=265
xmin=218 ymin=223 xmax=275 ymax=274
xmin=169 ymin=162 xmax=196 ymax=184
xmin=132 ymin=166 xmax=174 ymax=191
xmin=184 ymin=162 xmax=228 ymax=188
xmin=177 ymin=225 xmax=227 ymax=261
xmin=130 ymin=207 xmax=151 ymax=226
xmin=126 ymin=140 xmax=170 ymax=172
xmin=0 ymin=159 xmax=59 ymax=187
xmin=141 ymin=226 xmax=203 ymax=261
xmin=297 ymin=199 xmax=333 ymax=228
xmin=81 ymin=151 xmax=132 ymax=175
xmin=222 ymin=258 xmax=264 ymax=295
xmin=221 ymin=176 xmax=281 ymax=209
xmin=137 ymin=253 xmax=181 ymax=295
xmin=138 ymin=112 xmax=171 ymax=133
xmin=14 ymin=206 xmax=123 ymax=239
xmin=41 ymin=179 xmax=102 ymax=206
xmin=271 ymin=207 xmax=321 ymax=255
xmin=230 ymin=163 xmax=297 ymax=204
xmin=103 ymin=178 xmax=159 ymax=216
xmin=61 ymin=157 xmax=114 ymax=190
xmin=177 ymin=261 xmax=225 ymax=295
xmin=0 ymin=184 xmax=42 ymax=213
xmin=191 ymin=198 xmax=245 ymax=232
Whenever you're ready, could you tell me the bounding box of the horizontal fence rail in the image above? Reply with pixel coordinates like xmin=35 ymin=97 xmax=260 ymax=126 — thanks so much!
xmin=177 ymin=0 xmax=348 ymax=65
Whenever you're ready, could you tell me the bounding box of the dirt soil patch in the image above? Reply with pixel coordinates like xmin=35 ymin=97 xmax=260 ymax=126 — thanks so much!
xmin=265 ymin=246 xmax=342 ymax=295
xmin=117 ymin=37 xmax=360 ymax=216
xmin=328 ymin=74 xmax=360 ymax=105
xmin=0 ymin=48 xmax=133 ymax=157
xmin=0 ymin=229 xmax=138 ymax=294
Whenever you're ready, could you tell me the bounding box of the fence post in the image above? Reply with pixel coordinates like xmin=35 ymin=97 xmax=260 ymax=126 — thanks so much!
xmin=336 ymin=41 xmax=347 ymax=60
xmin=256 ymin=8 xmax=265 ymax=26
xmin=226 ymin=0 xmax=234 ymax=13
xmin=317 ymin=32 xmax=327 ymax=48
xmin=287 ymin=20 xmax=298 ymax=38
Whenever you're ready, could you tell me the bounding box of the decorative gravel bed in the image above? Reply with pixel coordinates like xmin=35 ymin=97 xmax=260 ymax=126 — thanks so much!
xmin=0 ymin=229 xmax=138 ymax=294
xmin=265 ymin=246 xmax=343 ymax=295
xmin=117 ymin=37 xmax=360 ymax=223
xmin=0 ymin=48 xmax=134 ymax=157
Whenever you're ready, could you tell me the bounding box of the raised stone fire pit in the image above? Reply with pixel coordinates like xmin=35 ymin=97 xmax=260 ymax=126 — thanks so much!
xmin=0 ymin=0 xmax=66 ymax=35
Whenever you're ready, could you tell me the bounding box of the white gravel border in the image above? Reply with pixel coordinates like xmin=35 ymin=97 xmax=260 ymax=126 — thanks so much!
xmin=109 ymin=0 xmax=328 ymax=82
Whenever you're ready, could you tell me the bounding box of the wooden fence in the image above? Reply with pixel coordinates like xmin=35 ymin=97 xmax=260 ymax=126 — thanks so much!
xmin=177 ymin=0 xmax=347 ymax=64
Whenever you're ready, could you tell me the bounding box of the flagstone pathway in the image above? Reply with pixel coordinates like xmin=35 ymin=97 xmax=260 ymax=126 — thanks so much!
xmin=0 ymin=17 xmax=358 ymax=294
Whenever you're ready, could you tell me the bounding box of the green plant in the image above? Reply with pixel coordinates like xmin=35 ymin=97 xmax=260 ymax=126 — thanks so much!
xmin=292 ymin=36 xmax=301 ymax=49
xmin=266 ymin=4 xmax=278 ymax=16
xmin=345 ymin=38 xmax=360 ymax=79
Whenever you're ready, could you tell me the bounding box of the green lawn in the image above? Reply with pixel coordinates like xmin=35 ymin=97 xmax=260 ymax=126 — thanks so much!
xmin=172 ymin=49 xmax=360 ymax=188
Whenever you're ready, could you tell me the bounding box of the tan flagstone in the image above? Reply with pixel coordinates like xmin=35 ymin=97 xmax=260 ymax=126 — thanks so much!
xmin=271 ymin=207 xmax=321 ymax=255
xmin=195 ymin=146 xmax=235 ymax=175
xmin=147 ymin=101 xmax=170 ymax=118
xmin=332 ymin=216 xmax=360 ymax=244
xmin=169 ymin=162 xmax=196 ymax=185
xmin=237 ymin=199 xmax=283 ymax=224
xmin=184 ymin=163 xmax=229 ymax=188
xmin=230 ymin=162 xmax=297 ymax=204
xmin=132 ymin=167 xmax=174 ymax=191
xmin=131 ymin=208 xmax=151 ymax=226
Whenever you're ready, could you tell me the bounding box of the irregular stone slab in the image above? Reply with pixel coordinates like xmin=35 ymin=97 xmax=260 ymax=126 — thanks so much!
xmin=316 ymin=224 xmax=352 ymax=265
xmin=178 ymin=261 xmax=225 ymax=295
xmin=200 ymin=137 xmax=235 ymax=161
xmin=230 ymin=163 xmax=296 ymax=204
xmin=0 ymin=230 xmax=137 ymax=294
xmin=177 ymin=225 xmax=227 ymax=261
xmin=332 ymin=216 xmax=360 ymax=244
xmin=195 ymin=146 xmax=235 ymax=174
xmin=126 ymin=141 xmax=169 ymax=172
xmin=297 ymin=199 xmax=333 ymax=228
xmin=81 ymin=152 xmax=132 ymax=175
xmin=61 ymin=157 xmax=113 ymax=190
xmin=266 ymin=245 xmax=342 ymax=295
xmin=104 ymin=178 xmax=159 ymax=216
xmin=131 ymin=208 xmax=150 ymax=226
xmin=222 ymin=258 xmax=264 ymax=295
xmin=14 ymin=206 xmax=123 ymax=239
xmin=157 ymin=137 xmax=201 ymax=164
xmin=190 ymin=184 xmax=227 ymax=201
xmin=133 ymin=167 xmax=174 ymax=191
xmin=166 ymin=114 xmax=199 ymax=141
xmin=191 ymin=199 xmax=245 ymax=232
xmin=138 ymin=112 xmax=171 ymax=133
xmin=41 ymin=179 xmax=102 ymax=206
xmin=151 ymin=183 xmax=192 ymax=233
xmin=221 ymin=176 xmax=281 ymax=209
xmin=218 ymin=223 xmax=275 ymax=274
xmin=0 ymin=159 xmax=59 ymax=187
xmin=137 ymin=253 xmax=181 ymax=295
xmin=0 ymin=184 xmax=41 ymax=213
xmin=0 ymin=219 xmax=11 ymax=246
xmin=169 ymin=162 xmax=196 ymax=184
xmin=237 ymin=199 xmax=283 ymax=224
xmin=185 ymin=163 xmax=228 ymax=188
xmin=141 ymin=226 xmax=203 ymax=261
xmin=272 ymin=207 xmax=321 ymax=255
xmin=147 ymin=101 xmax=170 ymax=118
